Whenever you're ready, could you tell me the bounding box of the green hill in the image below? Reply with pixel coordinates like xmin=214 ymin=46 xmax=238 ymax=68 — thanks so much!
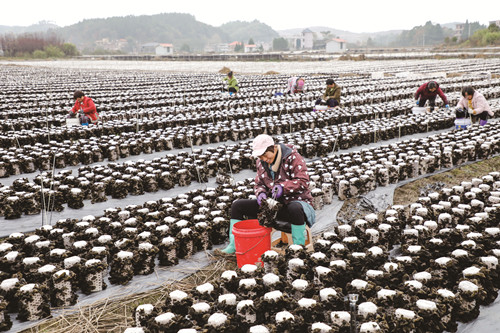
xmin=57 ymin=13 xmax=232 ymax=52
xmin=219 ymin=20 xmax=279 ymax=43
xmin=52 ymin=13 xmax=279 ymax=53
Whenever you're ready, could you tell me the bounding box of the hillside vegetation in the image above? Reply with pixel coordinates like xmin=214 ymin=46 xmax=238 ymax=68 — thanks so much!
xmin=58 ymin=13 xmax=229 ymax=52
xmin=219 ymin=20 xmax=279 ymax=44
xmin=56 ymin=14 xmax=278 ymax=52
xmin=465 ymin=23 xmax=500 ymax=47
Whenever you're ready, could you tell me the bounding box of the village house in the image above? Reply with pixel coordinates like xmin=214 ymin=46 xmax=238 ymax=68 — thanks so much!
xmin=326 ymin=38 xmax=347 ymax=53
xmin=155 ymin=43 xmax=174 ymax=55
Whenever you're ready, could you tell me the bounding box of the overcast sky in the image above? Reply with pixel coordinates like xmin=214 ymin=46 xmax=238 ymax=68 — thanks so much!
xmin=2 ymin=0 xmax=499 ymax=33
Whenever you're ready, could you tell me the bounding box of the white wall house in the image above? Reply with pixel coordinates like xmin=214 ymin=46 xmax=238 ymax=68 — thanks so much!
xmin=455 ymin=23 xmax=465 ymax=38
xmin=244 ymin=44 xmax=257 ymax=53
xmin=303 ymin=28 xmax=314 ymax=49
xmin=155 ymin=43 xmax=173 ymax=55
xmin=490 ymin=20 xmax=500 ymax=28
xmin=326 ymin=38 xmax=347 ymax=53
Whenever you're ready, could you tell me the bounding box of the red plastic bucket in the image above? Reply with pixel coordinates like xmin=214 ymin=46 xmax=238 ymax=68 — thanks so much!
xmin=232 ymin=219 xmax=272 ymax=268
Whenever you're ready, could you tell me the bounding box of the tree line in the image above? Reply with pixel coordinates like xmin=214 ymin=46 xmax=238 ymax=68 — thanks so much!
xmin=465 ymin=23 xmax=500 ymax=47
xmin=0 ymin=32 xmax=78 ymax=58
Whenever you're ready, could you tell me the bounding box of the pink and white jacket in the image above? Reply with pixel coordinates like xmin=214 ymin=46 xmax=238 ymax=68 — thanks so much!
xmin=285 ymin=77 xmax=304 ymax=94
xmin=457 ymin=91 xmax=493 ymax=116
xmin=254 ymin=143 xmax=312 ymax=205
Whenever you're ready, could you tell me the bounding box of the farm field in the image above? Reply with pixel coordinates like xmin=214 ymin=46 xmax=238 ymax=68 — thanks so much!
xmin=19 ymin=158 xmax=500 ymax=333
xmin=0 ymin=58 xmax=499 ymax=332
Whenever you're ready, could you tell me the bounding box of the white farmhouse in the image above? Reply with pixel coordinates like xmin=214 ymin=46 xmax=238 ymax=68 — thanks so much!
xmin=155 ymin=43 xmax=174 ymax=55
xmin=326 ymin=38 xmax=347 ymax=53
xmin=244 ymin=44 xmax=257 ymax=53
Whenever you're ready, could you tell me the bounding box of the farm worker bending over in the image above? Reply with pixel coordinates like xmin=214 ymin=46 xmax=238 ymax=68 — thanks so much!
xmin=218 ymin=134 xmax=316 ymax=254
xmin=315 ymin=78 xmax=341 ymax=108
xmin=415 ymin=81 xmax=449 ymax=111
xmin=284 ymin=76 xmax=305 ymax=94
xmin=456 ymin=86 xmax=493 ymax=126
xmin=223 ymin=71 xmax=239 ymax=94
xmin=69 ymin=90 xmax=99 ymax=124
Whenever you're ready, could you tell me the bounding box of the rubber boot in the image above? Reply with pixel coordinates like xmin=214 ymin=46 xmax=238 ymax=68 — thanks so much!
xmin=479 ymin=119 xmax=487 ymax=126
xmin=221 ymin=219 xmax=241 ymax=254
xmin=291 ymin=224 xmax=306 ymax=246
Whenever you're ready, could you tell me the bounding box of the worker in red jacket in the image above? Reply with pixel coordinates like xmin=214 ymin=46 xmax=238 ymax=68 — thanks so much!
xmin=415 ymin=81 xmax=449 ymax=111
xmin=69 ymin=90 xmax=99 ymax=124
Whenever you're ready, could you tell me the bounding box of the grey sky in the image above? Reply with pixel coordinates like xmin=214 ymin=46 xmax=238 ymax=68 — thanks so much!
xmin=2 ymin=0 xmax=499 ymax=33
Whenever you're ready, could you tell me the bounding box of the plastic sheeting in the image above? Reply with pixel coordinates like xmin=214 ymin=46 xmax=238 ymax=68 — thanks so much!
xmin=455 ymin=296 xmax=500 ymax=332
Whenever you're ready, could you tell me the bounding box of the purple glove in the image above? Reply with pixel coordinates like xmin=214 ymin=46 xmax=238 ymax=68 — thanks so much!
xmin=272 ymin=184 xmax=283 ymax=199
xmin=256 ymin=192 xmax=267 ymax=206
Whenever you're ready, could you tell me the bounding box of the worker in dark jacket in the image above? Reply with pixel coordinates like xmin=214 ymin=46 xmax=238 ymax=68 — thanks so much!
xmin=415 ymin=81 xmax=449 ymax=111
xmin=315 ymin=78 xmax=341 ymax=108
xmin=218 ymin=134 xmax=315 ymax=254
